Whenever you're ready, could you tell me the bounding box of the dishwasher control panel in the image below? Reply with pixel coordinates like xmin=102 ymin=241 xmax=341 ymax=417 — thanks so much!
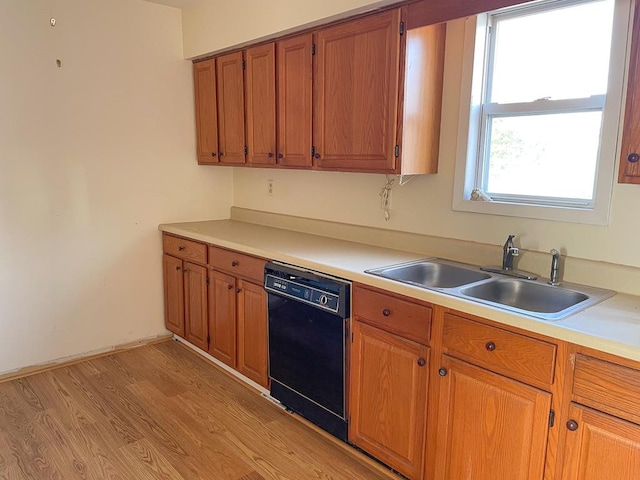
xmin=265 ymin=274 xmax=340 ymax=313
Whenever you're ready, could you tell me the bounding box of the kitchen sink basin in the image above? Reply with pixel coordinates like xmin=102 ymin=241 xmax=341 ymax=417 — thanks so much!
xmin=367 ymin=259 xmax=491 ymax=289
xmin=365 ymin=258 xmax=614 ymax=321
xmin=460 ymin=278 xmax=588 ymax=314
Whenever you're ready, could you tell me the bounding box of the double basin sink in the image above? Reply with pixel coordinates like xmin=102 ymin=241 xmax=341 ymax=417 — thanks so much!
xmin=366 ymin=258 xmax=614 ymax=321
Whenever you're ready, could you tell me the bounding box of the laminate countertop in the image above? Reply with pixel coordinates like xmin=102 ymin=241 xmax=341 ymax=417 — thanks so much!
xmin=159 ymin=219 xmax=640 ymax=362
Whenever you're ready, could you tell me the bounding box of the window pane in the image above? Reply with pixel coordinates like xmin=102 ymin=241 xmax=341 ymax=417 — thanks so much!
xmin=490 ymin=0 xmax=615 ymax=104
xmin=485 ymin=111 xmax=602 ymax=200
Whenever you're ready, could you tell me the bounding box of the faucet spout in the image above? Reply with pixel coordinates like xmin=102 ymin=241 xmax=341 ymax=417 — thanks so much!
xmin=502 ymin=234 xmax=519 ymax=270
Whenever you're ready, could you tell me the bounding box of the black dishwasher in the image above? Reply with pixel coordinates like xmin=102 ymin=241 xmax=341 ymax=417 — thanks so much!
xmin=264 ymin=262 xmax=350 ymax=441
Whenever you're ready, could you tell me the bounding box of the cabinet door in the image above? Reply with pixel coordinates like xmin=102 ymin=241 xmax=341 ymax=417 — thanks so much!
xmin=619 ymin=0 xmax=640 ymax=183
xmin=216 ymin=51 xmax=246 ymax=165
xmin=433 ymin=356 xmax=551 ymax=480
xmin=314 ymin=10 xmax=401 ymax=172
xmin=349 ymin=321 xmax=429 ymax=479
xmin=193 ymin=59 xmax=219 ymax=165
xmin=184 ymin=262 xmax=208 ymax=351
xmin=163 ymin=254 xmax=185 ymax=337
xmin=245 ymin=43 xmax=276 ymax=166
xmin=562 ymin=404 xmax=640 ymax=480
xmin=208 ymin=270 xmax=237 ymax=367
xmin=277 ymin=34 xmax=313 ymax=167
xmin=237 ymin=280 xmax=268 ymax=388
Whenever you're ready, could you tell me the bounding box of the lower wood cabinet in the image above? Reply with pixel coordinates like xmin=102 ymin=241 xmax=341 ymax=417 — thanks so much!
xmin=162 ymin=236 xmax=208 ymax=351
xmin=349 ymin=321 xmax=429 ymax=479
xmin=350 ymin=284 xmax=432 ymax=479
xmin=207 ymin=245 xmax=269 ymax=388
xmin=557 ymin=349 xmax=640 ymax=479
xmin=162 ymin=234 xmax=269 ymax=388
xmin=561 ymin=403 xmax=640 ymax=480
xmin=432 ymin=355 xmax=551 ymax=480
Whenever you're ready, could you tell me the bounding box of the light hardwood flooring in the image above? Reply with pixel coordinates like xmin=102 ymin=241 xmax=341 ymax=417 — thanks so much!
xmin=0 ymin=340 xmax=392 ymax=480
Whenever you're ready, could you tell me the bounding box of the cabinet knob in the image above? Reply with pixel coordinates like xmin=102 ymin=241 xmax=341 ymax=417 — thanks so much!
xmin=227 ymin=284 xmax=233 ymax=290
xmin=278 ymin=153 xmax=284 ymax=159
xmin=182 ymin=268 xmax=187 ymax=273
xmin=382 ymin=308 xmax=391 ymax=317
xmin=268 ymin=152 xmax=274 ymax=158
xmin=628 ymin=152 xmax=640 ymax=163
xmin=314 ymin=153 xmax=321 ymax=159
xmin=485 ymin=341 xmax=496 ymax=352
xmin=211 ymin=152 xmax=217 ymax=157
xmin=219 ymin=152 xmax=224 ymax=157
xmin=438 ymin=367 xmax=448 ymax=377
xmin=175 ymin=266 xmax=181 ymax=271
xmin=417 ymin=358 xmax=426 ymax=367
xmin=236 ymin=288 xmax=242 ymax=293
xmin=231 ymin=261 xmax=239 ymax=267
xmin=566 ymin=420 xmax=579 ymax=431
xmin=178 ymin=246 xmax=185 ymax=251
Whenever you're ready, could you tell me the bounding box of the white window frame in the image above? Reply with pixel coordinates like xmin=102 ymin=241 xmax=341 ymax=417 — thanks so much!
xmin=452 ymin=0 xmax=632 ymax=225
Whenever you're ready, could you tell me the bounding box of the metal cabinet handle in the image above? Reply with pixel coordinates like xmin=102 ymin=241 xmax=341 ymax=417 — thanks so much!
xmin=438 ymin=367 xmax=448 ymax=377
xmin=278 ymin=153 xmax=284 ymax=159
xmin=628 ymin=153 xmax=639 ymax=163
xmin=178 ymin=246 xmax=185 ymax=251
xmin=268 ymin=152 xmax=274 ymax=158
xmin=417 ymin=358 xmax=426 ymax=367
xmin=211 ymin=152 xmax=217 ymax=157
xmin=236 ymin=288 xmax=242 ymax=293
xmin=227 ymin=284 xmax=233 ymax=290
xmin=219 ymin=152 xmax=224 ymax=157
xmin=231 ymin=261 xmax=239 ymax=267
xmin=382 ymin=309 xmax=391 ymax=317
xmin=485 ymin=341 xmax=496 ymax=352
xmin=314 ymin=153 xmax=321 ymax=159
xmin=175 ymin=266 xmax=181 ymax=271
xmin=566 ymin=420 xmax=579 ymax=431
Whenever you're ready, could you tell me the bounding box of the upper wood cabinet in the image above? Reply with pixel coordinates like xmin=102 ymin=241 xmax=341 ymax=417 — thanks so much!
xmin=245 ymin=43 xmax=276 ymax=166
xmin=193 ymin=59 xmax=218 ymax=165
xmin=192 ymin=7 xmax=445 ymax=175
xmin=216 ymin=51 xmax=246 ymax=165
xmin=313 ymin=10 xmax=401 ymax=173
xmin=277 ymin=34 xmax=313 ymax=168
xmin=619 ymin=0 xmax=640 ymax=184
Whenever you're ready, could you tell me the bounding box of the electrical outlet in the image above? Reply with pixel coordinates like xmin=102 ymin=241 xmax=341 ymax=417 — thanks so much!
xmin=267 ymin=179 xmax=275 ymax=197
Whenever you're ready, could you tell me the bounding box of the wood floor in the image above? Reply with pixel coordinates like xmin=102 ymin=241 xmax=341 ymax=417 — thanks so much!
xmin=0 ymin=340 xmax=392 ymax=480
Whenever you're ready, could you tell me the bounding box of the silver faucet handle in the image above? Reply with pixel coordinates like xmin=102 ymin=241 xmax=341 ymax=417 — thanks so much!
xmin=510 ymin=247 xmax=520 ymax=256
xmin=550 ymin=248 xmax=560 ymax=256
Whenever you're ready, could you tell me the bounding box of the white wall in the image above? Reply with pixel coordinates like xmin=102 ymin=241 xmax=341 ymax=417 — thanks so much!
xmin=0 ymin=0 xmax=233 ymax=374
xmin=181 ymin=0 xmax=401 ymax=58
xmin=177 ymin=5 xmax=640 ymax=268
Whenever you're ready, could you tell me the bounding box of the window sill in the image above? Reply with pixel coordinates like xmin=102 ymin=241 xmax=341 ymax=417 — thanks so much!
xmin=451 ymin=197 xmax=610 ymax=226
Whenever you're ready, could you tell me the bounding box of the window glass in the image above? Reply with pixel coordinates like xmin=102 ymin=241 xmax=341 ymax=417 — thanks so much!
xmin=485 ymin=111 xmax=602 ymax=200
xmin=490 ymin=0 xmax=615 ymax=104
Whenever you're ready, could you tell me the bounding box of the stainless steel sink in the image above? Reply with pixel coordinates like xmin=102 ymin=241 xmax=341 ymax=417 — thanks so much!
xmin=365 ymin=258 xmax=614 ymax=321
xmin=367 ymin=259 xmax=491 ymax=289
xmin=460 ymin=278 xmax=587 ymax=313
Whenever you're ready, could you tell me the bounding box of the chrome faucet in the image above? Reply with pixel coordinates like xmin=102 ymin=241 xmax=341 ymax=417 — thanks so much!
xmin=502 ymin=234 xmax=520 ymax=270
xmin=548 ymin=249 xmax=561 ymax=286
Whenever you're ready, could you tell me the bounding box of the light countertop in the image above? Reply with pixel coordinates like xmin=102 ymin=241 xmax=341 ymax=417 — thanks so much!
xmin=159 ymin=219 xmax=640 ymax=362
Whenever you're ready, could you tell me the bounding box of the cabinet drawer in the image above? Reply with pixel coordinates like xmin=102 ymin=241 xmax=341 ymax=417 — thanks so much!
xmin=209 ymin=246 xmax=266 ymax=282
xmin=163 ymin=234 xmax=207 ymax=264
xmin=442 ymin=313 xmax=556 ymax=387
xmin=573 ymin=354 xmax=640 ymax=424
xmin=353 ymin=285 xmax=431 ymax=345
